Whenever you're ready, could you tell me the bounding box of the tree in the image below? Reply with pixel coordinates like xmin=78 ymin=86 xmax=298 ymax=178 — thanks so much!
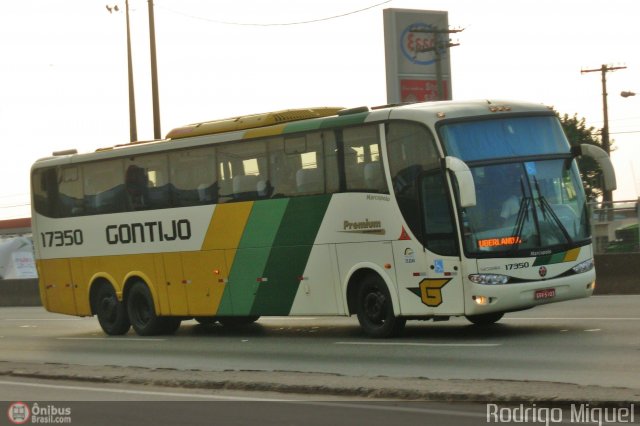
xmin=557 ymin=112 xmax=613 ymax=201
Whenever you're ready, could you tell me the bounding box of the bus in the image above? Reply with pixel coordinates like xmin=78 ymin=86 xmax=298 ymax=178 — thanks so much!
xmin=30 ymin=100 xmax=616 ymax=337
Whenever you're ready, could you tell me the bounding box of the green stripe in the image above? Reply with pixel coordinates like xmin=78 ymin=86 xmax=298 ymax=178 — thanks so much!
xmin=283 ymin=118 xmax=325 ymax=134
xmin=250 ymin=195 xmax=331 ymax=315
xmin=216 ymin=199 xmax=289 ymax=315
xmin=532 ymin=250 xmax=569 ymax=266
xmin=283 ymin=113 xmax=370 ymax=135
xmin=320 ymin=112 xmax=369 ymax=129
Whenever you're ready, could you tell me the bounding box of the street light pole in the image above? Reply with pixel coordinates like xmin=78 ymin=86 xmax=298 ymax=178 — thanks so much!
xmin=148 ymin=0 xmax=161 ymax=139
xmin=125 ymin=0 xmax=138 ymax=142
xmin=107 ymin=2 xmax=138 ymax=142
xmin=581 ymin=64 xmax=626 ymax=205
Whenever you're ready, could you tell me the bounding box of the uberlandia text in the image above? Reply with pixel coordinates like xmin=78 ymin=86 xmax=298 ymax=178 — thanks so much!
xmin=487 ymin=403 xmax=635 ymax=426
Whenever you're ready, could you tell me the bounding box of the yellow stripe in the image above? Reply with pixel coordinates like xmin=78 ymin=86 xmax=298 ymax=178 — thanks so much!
xmin=563 ymin=247 xmax=581 ymax=262
xmin=244 ymin=124 xmax=285 ymax=139
xmin=201 ymin=202 xmax=253 ymax=252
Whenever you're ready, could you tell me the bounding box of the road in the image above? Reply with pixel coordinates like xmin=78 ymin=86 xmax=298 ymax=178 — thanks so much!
xmin=0 ymin=377 xmax=497 ymax=426
xmin=1 ymin=296 xmax=639 ymax=425
xmin=1 ymin=296 xmax=639 ymax=389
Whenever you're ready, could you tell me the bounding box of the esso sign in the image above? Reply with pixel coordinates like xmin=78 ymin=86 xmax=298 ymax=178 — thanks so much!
xmin=400 ymin=23 xmax=441 ymax=65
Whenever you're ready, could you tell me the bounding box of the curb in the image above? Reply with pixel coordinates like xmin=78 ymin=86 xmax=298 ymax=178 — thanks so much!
xmin=1 ymin=362 xmax=638 ymax=403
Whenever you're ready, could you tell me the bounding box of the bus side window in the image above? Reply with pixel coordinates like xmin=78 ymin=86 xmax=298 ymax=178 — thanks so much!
xmin=169 ymin=147 xmax=218 ymax=206
xmin=218 ymin=140 xmax=268 ymax=202
xmin=386 ymin=122 xmax=440 ymax=246
xmin=342 ymin=125 xmax=388 ymax=193
xmin=32 ymin=168 xmax=58 ymax=218
xmin=269 ymin=137 xmax=296 ymax=197
xmin=322 ymin=131 xmax=340 ymax=194
xmin=83 ymin=159 xmax=126 ymax=215
xmin=421 ymin=172 xmax=458 ymax=256
xmin=58 ymin=166 xmax=83 ymax=217
xmin=125 ymin=153 xmax=170 ymax=210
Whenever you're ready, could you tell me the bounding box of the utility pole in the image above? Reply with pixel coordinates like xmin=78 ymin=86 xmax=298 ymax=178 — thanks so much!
xmin=107 ymin=2 xmax=138 ymax=142
xmin=125 ymin=0 xmax=138 ymax=142
xmin=581 ymin=64 xmax=626 ymax=205
xmin=148 ymin=0 xmax=161 ymax=139
xmin=409 ymin=27 xmax=462 ymax=101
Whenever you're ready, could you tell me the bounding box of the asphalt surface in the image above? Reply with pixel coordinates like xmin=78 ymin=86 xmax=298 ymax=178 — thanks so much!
xmin=0 ymin=295 xmax=639 ymax=403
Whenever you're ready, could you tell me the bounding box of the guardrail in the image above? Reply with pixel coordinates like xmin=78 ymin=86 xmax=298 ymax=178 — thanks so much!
xmin=589 ymin=199 xmax=639 ymax=254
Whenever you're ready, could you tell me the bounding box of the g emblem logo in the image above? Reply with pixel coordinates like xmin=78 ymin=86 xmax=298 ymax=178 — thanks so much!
xmin=539 ymin=266 xmax=548 ymax=277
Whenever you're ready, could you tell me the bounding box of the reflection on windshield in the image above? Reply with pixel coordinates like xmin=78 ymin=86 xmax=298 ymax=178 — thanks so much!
xmin=462 ymin=160 xmax=589 ymax=255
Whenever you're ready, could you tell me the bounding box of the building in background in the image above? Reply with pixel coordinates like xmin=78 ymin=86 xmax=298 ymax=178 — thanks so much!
xmin=0 ymin=218 xmax=37 ymax=279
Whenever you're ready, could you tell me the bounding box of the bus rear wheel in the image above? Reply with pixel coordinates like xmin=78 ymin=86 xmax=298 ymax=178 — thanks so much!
xmin=127 ymin=281 xmax=181 ymax=336
xmin=94 ymin=284 xmax=130 ymax=335
xmin=466 ymin=312 xmax=504 ymax=326
xmin=356 ymin=275 xmax=405 ymax=338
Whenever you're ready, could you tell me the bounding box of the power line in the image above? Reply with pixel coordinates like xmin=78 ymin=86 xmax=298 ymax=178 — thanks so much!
xmin=610 ymin=130 xmax=640 ymax=135
xmin=157 ymin=0 xmax=392 ymax=26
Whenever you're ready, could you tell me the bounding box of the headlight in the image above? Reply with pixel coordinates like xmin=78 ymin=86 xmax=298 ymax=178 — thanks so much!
xmin=572 ymin=259 xmax=594 ymax=274
xmin=468 ymin=274 xmax=510 ymax=285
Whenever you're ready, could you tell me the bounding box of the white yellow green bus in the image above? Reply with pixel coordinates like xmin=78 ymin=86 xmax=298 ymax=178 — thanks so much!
xmin=30 ymin=100 xmax=616 ymax=337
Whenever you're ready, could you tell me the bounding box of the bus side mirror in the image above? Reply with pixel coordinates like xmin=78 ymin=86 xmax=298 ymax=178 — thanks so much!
xmin=445 ymin=156 xmax=476 ymax=208
xmin=574 ymin=144 xmax=617 ymax=191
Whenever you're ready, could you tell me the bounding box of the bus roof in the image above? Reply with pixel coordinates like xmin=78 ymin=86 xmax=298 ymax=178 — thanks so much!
xmin=32 ymin=99 xmax=553 ymax=168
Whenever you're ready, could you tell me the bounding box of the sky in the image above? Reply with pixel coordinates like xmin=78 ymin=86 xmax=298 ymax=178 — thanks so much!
xmin=1 ymin=0 xmax=639 ymax=220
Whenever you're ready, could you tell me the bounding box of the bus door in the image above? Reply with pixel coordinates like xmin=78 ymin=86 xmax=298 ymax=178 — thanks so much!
xmin=162 ymin=251 xmax=227 ymax=316
xmin=39 ymin=259 xmax=77 ymax=315
xmin=69 ymin=258 xmax=91 ymax=316
xmin=393 ymin=171 xmax=464 ymax=316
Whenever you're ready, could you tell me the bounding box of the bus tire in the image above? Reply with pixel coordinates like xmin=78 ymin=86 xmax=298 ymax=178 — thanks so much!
xmin=94 ymin=284 xmax=130 ymax=336
xmin=466 ymin=312 xmax=504 ymax=326
xmin=356 ymin=274 xmax=405 ymax=338
xmin=127 ymin=281 xmax=179 ymax=336
xmin=217 ymin=316 xmax=260 ymax=327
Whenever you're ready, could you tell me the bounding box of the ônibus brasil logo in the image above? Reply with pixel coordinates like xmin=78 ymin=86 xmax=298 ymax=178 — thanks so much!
xmin=7 ymin=402 xmax=31 ymax=425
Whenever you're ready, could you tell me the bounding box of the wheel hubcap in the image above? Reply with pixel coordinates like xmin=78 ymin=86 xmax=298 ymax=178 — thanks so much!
xmin=364 ymin=291 xmax=385 ymax=323
xmin=100 ymin=297 xmax=117 ymax=323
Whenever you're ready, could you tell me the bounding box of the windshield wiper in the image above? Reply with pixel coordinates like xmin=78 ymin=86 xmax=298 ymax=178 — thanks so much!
xmin=533 ymin=177 xmax=572 ymax=244
xmin=509 ymin=178 xmax=530 ymax=251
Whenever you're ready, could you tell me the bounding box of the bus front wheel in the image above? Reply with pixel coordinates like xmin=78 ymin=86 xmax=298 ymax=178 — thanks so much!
xmin=94 ymin=284 xmax=130 ymax=335
xmin=356 ymin=275 xmax=405 ymax=338
xmin=127 ymin=281 xmax=181 ymax=336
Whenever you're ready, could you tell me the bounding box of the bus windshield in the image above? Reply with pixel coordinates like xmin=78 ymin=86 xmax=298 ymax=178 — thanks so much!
xmin=439 ymin=116 xmax=590 ymax=256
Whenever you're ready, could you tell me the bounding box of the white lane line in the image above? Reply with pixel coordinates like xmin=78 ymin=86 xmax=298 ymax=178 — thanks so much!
xmin=299 ymin=401 xmax=487 ymax=418
xmin=257 ymin=317 xmax=319 ymax=321
xmin=57 ymin=337 xmax=167 ymax=342
xmin=0 ymin=380 xmax=284 ymax=401
xmin=3 ymin=318 xmax=83 ymax=321
xmin=504 ymin=317 xmax=640 ymax=321
xmin=335 ymin=342 xmax=501 ymax=347
xmin=0 ymin=379 xmax=488 ymax=417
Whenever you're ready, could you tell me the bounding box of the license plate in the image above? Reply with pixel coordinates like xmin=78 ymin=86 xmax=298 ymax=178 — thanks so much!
xmin=535 ymin=288 xmax=556 ymax=300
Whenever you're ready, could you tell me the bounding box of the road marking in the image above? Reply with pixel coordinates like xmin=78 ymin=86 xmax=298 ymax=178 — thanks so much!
xmin=0 ymin=379 xmax=488 ymax=417
xmin=257 ymin=317 xmax=318 ymax=321
xmin=3 ymin=318 xmax=83 ymax=321
xmin=335 ymin=342 xmax=501 ymax=347
xmin=504 ymin=317 xmax=640 ymax=321
xmin=584 ymin=328 xmax=601 ymax=332
xmin=0 ymin=380 xmax=284 ymax=401
xmin=57 ymin=337 xmax=167 ymax=342
xmin=299 ymin=401 xmax=487 ymax=418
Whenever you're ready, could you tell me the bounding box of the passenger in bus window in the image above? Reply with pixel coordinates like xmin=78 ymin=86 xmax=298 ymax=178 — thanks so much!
xmin=125 ymin=165 xmax=148 ymax=210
